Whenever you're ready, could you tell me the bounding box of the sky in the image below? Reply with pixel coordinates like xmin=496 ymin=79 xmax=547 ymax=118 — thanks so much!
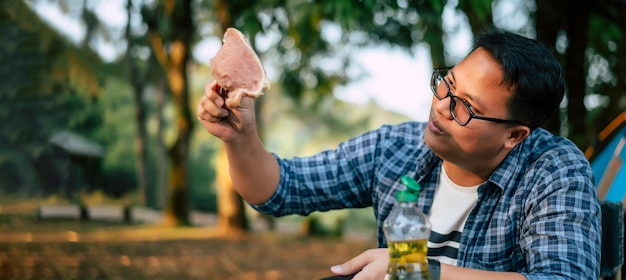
xmin=28 ymin=0 xmax=529 ymax=122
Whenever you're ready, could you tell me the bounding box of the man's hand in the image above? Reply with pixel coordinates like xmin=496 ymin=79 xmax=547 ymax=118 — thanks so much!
xmin=196 ymin=80 xmax=280 ymax=205
xmin=196 ymin=80 xmax=257 ymax=143
xmin=330 ymin=248 xmax=388 ymax=280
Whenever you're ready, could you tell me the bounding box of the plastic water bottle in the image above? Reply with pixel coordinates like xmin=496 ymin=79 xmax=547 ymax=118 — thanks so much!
xmin=383 ymin=175 xmax=432 ymax=280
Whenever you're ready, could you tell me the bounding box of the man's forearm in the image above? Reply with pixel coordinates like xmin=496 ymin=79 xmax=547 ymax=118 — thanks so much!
xmin=224 ymin=135 xmax=280 ymax=205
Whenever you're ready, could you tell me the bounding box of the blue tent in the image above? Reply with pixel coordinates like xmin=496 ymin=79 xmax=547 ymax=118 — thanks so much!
xmin=587 ymin=112 xmax=626 ymax=202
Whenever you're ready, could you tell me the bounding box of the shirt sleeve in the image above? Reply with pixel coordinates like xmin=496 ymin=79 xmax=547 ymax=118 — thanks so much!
xmin=520 ymin=149 xmax=601 ymax=280
xmin=249 ymin=127 xmax=384 ymax=216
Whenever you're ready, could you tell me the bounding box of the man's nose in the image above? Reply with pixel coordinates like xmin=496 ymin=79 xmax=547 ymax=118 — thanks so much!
xmin=432 ymin=95 xmax=454 ymax=120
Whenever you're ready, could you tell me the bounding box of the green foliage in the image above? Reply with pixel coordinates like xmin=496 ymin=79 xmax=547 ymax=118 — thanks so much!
xmin=583 ymin=12 xmax=626 ymax=136
xmin=95 ymin=78 xmax=138 ymax=196
xmin=0 ymin=2 xmax=104 ymax=194
xmin=458 ymin=0 xmax=491 ymax=22
xmin=218 ymin=0 xmax=443 ymax=108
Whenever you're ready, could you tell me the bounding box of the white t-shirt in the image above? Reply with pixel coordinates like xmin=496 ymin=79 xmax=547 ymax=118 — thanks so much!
xmin=427 ymin=166 xmax=480 ymax=266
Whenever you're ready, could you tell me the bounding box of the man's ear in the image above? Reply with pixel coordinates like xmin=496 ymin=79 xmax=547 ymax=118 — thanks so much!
xmin=504 ymin=126 xmax=531 ymax=149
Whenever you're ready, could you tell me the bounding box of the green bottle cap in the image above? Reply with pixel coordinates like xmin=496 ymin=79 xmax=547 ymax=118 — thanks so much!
xmin=401 ymin=175 xmax=422 ymax=194
xmin=395 ymin=175 xmax=422 ymax=202
xmin=395 ymin=190 xmax=418 ymax=202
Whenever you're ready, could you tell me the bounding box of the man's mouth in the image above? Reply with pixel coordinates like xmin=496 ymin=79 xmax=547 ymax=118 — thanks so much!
xmin=428 ymin=117 xmax=445 ymax=135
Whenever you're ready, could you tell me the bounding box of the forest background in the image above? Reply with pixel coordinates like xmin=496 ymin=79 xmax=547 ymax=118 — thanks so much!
xmin=1 ymin=0 xmax=625 ymax=247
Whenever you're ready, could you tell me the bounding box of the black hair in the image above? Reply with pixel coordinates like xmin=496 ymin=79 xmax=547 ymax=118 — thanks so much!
xmin=470 ymin=28 xmax=564 ymax=130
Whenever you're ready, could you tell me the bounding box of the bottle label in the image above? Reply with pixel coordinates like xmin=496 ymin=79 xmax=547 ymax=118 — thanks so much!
xmin=386 ymin=239 xmax=432 ymax=280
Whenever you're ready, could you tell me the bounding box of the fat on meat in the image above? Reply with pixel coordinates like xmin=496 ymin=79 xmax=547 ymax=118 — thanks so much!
xmin=210 ymin=27 xmax=270 ymax=108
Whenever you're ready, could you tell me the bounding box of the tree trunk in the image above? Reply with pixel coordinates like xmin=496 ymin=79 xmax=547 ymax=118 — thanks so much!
xmin=125 ymin=0 xmax=148 ymax=206
xmin=213 ymin=0 xmax=249 ymax=233
xmin=535 ymin=0 xmax=567 ymax=135
xmin=156 ymin=78 xmax=168 ymax=209
xmin=147 ymin=0 xmax=194 ymax=226
xmin=564 ymin=3 xmax=591 ymax=148
xmin=458 ymin=0 xmax=493 ymax=37
xmin=216 ymin=148 xmax=248 ymax=233
xmin=416 ymin=3 xmax=445 ymax=68
xmin=425 ymin=26 xmax=446 ymax=68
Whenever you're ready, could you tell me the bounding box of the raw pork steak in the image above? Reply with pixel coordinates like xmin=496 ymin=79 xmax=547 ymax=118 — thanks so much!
xmin=210 ymin=28 xmax=270 ymax=108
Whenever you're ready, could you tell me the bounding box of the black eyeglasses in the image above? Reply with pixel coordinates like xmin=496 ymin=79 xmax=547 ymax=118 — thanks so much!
xmin=430 ymin=67 xmax=527 ymax=127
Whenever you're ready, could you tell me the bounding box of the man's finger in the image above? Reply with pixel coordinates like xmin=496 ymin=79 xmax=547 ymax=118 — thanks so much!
xmin=331 ymin=250 xmax=375 ymax=275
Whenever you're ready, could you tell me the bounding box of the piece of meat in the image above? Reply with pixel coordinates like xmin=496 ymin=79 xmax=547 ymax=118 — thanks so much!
xmin=210 ymin=27 xmax=270 ymax=108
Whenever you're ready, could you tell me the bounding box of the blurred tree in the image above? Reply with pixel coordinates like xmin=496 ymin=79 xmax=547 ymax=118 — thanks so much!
xmin=584 ymin=1 xmax=626 ymax=137
xmin=212 ymin=0 xmax=250 ymax=233
xmin=125 ymin=0 xmax=160 ymax=206
xmin=536 ymin=0 xmax=591 ymax=146
xmin=125 ymin=0 xmax=149 ymax=205
xmin=141 ymin=0 xmax=195 ymax=226
xmin=535 ymin=0 xmax=626 ymax=148
xmin=21 ymin=0 xmax=159 ymax=204
xmin=535 ymin=0 xmax=566 ymax=134
xmin=458 ymin=0 xmax=492 ymax=36
xmin=0 ymin=1 xmax=104 ymax=195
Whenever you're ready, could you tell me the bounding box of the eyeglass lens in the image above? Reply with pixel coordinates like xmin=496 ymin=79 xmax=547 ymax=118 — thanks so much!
xmin=432 ymin=71 xmax=472 ymax=125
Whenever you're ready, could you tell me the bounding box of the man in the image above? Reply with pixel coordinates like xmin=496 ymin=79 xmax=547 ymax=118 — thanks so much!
xmin=197 ymin=29 xmax=601 ymax=280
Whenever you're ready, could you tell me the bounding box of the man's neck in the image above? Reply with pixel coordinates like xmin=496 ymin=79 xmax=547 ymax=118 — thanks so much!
xmin=441 ymin=161 xmax=495 ymax=187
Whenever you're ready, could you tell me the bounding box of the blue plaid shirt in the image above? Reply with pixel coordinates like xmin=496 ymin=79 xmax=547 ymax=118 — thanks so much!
xmin=252 ymin=121 xmax=601 ymax=279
